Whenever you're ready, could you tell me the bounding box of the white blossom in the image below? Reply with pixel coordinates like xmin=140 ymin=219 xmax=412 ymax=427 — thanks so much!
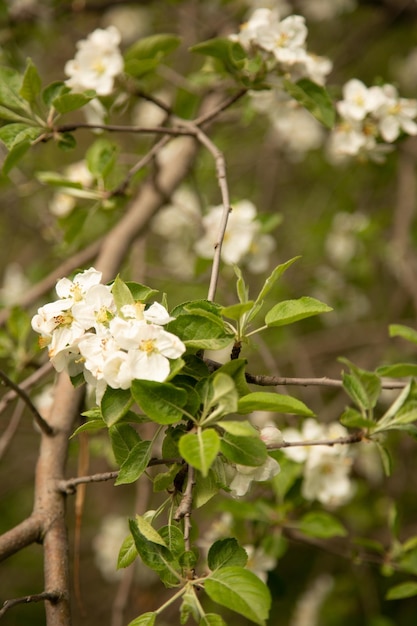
xmin=244 ymin=545 xmax=277 ymax=582
xmin=195 ymin=200 xmax=275 ymax=272
xmin=282 ymin=419 xmax=355 ymax=507
xmin=229 ymin=456 xmax=280 ymax=497
xmin=64 ymin=26 xmax=124 ymax=95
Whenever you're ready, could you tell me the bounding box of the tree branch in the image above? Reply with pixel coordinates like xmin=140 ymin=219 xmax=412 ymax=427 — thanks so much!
xmin=0 ymin=369 xmax=54 ymax=436
xmin=0 ymin=591 xmax=63 ymax=618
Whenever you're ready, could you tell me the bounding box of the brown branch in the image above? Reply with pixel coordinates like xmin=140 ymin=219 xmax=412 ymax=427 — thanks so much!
xmin=0 ymin=515 xmax=43 ymax=562
xmin=0 ymin=369 xmax=54 ymax=436
xmin=0 ymin=361 xmax=53 ymax=415
xmin=271 ymin=431 xmax=365 ymax=451
xmin=0 ymin=591 xmax=62 ymax=618
xmin=0 ymin=400 xmax=24 ymax=460
xmin=173 ymin=465 xmax=196 ymax=549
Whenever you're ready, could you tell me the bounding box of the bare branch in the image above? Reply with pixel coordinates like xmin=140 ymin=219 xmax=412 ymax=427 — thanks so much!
xmin=173 ymin=465 xmax=196 ymax=551
xmin=0 ymin=369 xmax=54 ymax=436
xmin=0 ymin=400 xmax=24 ymax=460
xmin=0 ymin=361 xmax=53 ymax=415
xmin=0 ymin=515 xmax=42 ymax=562
xmin=0 ymin=591 xmax=62 ymax=618
xmin=270 ymin=431 xmax=365 ymax=451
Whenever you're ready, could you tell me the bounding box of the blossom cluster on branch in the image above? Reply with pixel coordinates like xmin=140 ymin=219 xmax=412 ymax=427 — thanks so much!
xmin=31 ymin=268 xmax=185 ymax=403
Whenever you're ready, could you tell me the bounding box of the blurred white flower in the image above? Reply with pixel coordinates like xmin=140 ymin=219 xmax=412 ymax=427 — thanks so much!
xmin=0 ymin=263 xmax=30 ymax=306
xmin=93 ymin=514 xmax=127 ymax=582
xmin=289 ymin=574 xmax=334 ymax=626
xmin=299 ymin=0 xmax=357 ymax=21
xmin=195 ymin=200 xmax=275 ymax=272
xmin=101 ymin=6 xmax=151 ymax=44
xmin=229 ymin=456 xmax=281 ymax=497
xmin=65 ymin=26 xmax=124 ymax=95
xmin=49 ymin=160 xmax=94 ymax=218
xmin=244 ymin=545 xmax=277 ymax=582
xmin=282 ymin=419 xmax=355 ymax=507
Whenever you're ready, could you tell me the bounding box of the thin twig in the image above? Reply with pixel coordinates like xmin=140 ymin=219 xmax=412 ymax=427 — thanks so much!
xmin=58 ymin=457 xmax=181 ymax=493
xmin=0 ymin=361 xmax=53 ymax=415
xmin=53 ymin=122 xmax=192 ymax=137
xmin=108 ymin=135 xmax=172 ymax=197
xmin=173 ymin=465 xmax=196 ymax=549
xmin=0 ymin=369 xmax=54 ymax=436
xmin=245 ymin=372 xmax=407 ymax=390
xmin=271 ymin=431 xmax=365 ymax=450
xmin=0 ymin=400 xmax=24 ymax=460
xmin=0 ymin=591 xmax=62 ymax=618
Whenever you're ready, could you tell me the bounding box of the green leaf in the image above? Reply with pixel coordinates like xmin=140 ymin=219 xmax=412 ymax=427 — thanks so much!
xmin=129 ymin=517 xmax=180 ymax=585
xmin=117 ymin=533 xmax=137 ymax=569
xmin=283 ymin=78 xmax=335 ymax=129
xmin=2 ymin=138 xmax=32 ymax=174
xmin=389 ymin=324 xmax=417 ymax=346
xmin=386 ymin=581 xmax=417 ymax=600
xmin=57 ymin=131 xmax=76 ymax=151
xmin=376 ymin=380 xmax=417 ymax=431
xmin=159 ymin=525 xmax=185 ymax=559
xmin=124 ymin=34 xmax=181 ymax=62
xmin=237 ymin=391 xmax=314 ymax=416
xmin=0 ymin=123 xmax=36 ymax=149
xmin=86 ymin=137 xmax=118 ymax=178
xmin=199 ymin=372 xmax=239 ymax=424
xmin=204 ymin=566 xmax=271 ymax=626
xmin=42 ymin=81 xmax=66 ymax=107
xmin=109 ymin=423 xmax=142 ymax=464
xmin=52 ymin=90 xmax=95 ymax=114
xmin=200 ymin=615 xmax=227 ymax=626
xmin=0 ymin=105 xmax=32 ymax=122
xmin=111 ymin=275 xmax=135 ymax=311
xmin=215 ymin=359 xmax=251 ymax=397
xmin=265 ymin=296 xmax=332 ymax=327
xmin=131 ymin=380 xmax=187 ymax=424
xmin=0 ymin=66 xmax=28 ymax=112
xmin=125 ymin=281 xmax=159 ymax=302
xmin=124 ymin=58 xmax=160 ymax=78
xmin=71 ymin=418 xmax=106 ymax=438
xmin=190 ymin=38 xmax=246 ymax=74
xmin=207 ymin=538 xmax=248 ymax=571
xmin=220 ymin=433 xmax=267 ymax=466
xmin=127 ymin=612 xmax=157 ymax=626
xmin=220 ymin=421 xmax=258 ymax=437
xmin=179 ymin=428 xmax=220 ymax=476
xmin=167 ymin=311 xmax=234 ymax=350
xmin=340 ymin=358 xmax=381 ymax=411
xmin=101 ymin=387 xmax=133 ymax=427
xmin=298 ymin=511 xmax=347 ymax=539
xmin=373 ymin=440 xmax=392 ymax=476
xmin=376 ymin=363 xmax=417 ymax=377
xmin=20 ymin=58 xmax=42 ymax=104
xmin=221 ymin=301 xmax=254 ymax=321
xmin=115 ymin=440 xmax=152 ymax=485
xmin=254 ymin=257 xmax=301 ymax=308
xmin=339 ymin=407 xmax=375 ymax=429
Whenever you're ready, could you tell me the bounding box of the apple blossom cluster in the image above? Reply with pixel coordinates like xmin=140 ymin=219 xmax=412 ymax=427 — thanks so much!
xmin=31 ymin=268 xmax=186 ymax=403
xmin=232 ymin=8 xmax=332 ymax=86
xmin=328 ymin=79 xmax=417 ymax=162
xmin=282 ymin=418 xmax=355 ymax=507
xmin=64 ymin=26 xmax=124 ymax=96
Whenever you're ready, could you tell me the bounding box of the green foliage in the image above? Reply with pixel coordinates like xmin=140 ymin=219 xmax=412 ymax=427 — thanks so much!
xmin=283 ymin=78 xmax=336 ymax=129
xmin=204 ymin=567 xmax=271 ymax=626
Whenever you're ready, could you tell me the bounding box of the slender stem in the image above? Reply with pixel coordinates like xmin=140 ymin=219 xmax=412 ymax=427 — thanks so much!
xmin=0 ymin=592 xmax=62 ymax=618
xmin=0 ymin=369 xmax=54 ymax=436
